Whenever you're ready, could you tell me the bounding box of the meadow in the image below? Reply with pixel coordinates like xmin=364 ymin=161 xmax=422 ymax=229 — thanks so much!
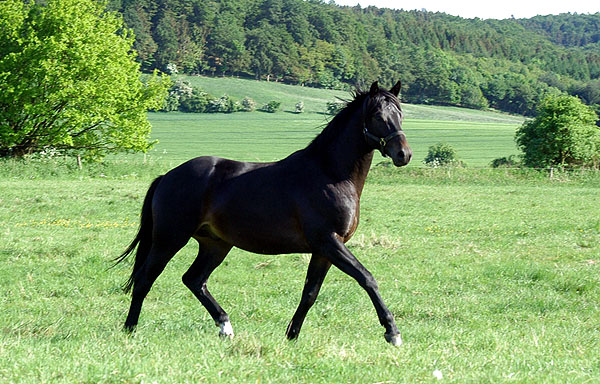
xmin=1 ymin=78 xmax=599 ymax=383
xmin=136 ymin=75 xmax=524 ymax=167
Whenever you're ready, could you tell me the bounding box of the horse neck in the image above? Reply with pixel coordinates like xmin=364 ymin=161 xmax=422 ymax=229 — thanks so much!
xmin=306 ymin=107 xmax=374 ymax=190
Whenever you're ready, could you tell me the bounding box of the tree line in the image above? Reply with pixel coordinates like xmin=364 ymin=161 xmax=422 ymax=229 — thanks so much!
xmin=105 ymin=0 xmax=600 ymax=116
xmin=2 ymin=0 xmax=598 ymax=165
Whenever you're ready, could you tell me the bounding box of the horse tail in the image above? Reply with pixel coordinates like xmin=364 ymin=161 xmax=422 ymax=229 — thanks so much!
xmin=113 ymin=176 xmax=163 ymax=293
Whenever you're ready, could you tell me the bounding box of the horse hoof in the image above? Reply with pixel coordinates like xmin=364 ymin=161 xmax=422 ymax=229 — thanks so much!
xmin=218 ymin=321 xmax=234 ymax=339
xmin=385 ymin=332 xmax=402 ymax=346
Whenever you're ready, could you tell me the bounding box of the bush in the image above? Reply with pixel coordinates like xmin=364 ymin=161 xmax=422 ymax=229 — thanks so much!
xmin=295 ymin=101 xmax=304 ymax=113
xmin=326 ymin=101 xmax=345 ymax=115
xmin=261 ymin=101 xmax=281 ymax=113
xmin=162 ymin=93 xmax=180 ymax=112
xmin=206 ymin=94 xmax=237 ymax=113
xmin=179 ymin=88 xmax=214 ymax=113
xmin=423 ymin=142 xmax=461 ymax=167
xmin=241 ymin=97 xmax=256 ymax=112
xmin=491 ymin=155 xmax=520 ymax=168
xmin=515 ymin=95 xmax=600 ymax=168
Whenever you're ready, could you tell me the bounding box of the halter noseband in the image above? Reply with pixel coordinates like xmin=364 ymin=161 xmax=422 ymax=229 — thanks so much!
xmin=362 ymin=97 xmax=403 ymax=157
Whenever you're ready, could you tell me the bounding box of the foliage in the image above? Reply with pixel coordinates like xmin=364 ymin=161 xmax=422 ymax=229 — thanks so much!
xmin=105 ymin=1 xmax=600 ymax=116
xmin=326 ymin=101 xmax=345 ymax=115
xmin=491 ymin=155 xmax=520 ymax=168
xmin=241 ymin=97 xmax=257 ymax=112
xmin=423 ymin=142 xmax=461 ymax=167
xmin=261 ymin=101 xmax=281 ymax=113
xmin=206 ymin=94 xmax=239 ymax=113
xmin=0 ymin=0 xmax=170 ymax=159
xmin=515 ymin=95 xmax=600 ymax=168
xmin=162 ymin=78 xmax=193 ymax=112
xmin=163 ymin=78 xmax=265 ymax=113
xmin=179 ymin=88 xmax=215 ymax=113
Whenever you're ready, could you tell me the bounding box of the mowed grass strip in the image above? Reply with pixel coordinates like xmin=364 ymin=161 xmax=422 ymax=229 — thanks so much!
xmin=0 ymin=167 xmax=598 ymax=383
xmin=135 ymin=76 xmax=523 ymax=166
xmin=140 ymin=112 xmax=520 ymax=167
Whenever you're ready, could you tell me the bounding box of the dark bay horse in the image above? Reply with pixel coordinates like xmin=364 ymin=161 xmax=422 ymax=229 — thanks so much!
xmin=115 ymin=81 xmax=412 ymax=345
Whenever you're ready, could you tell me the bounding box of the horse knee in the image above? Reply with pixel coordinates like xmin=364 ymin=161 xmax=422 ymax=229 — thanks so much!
xmin=363 ymin=275 xmax=379 ymax=292
xmin=181 ymin=272 xmax=193 ymax=288
xmin=182 ymin=273 xmax=206 ymax=293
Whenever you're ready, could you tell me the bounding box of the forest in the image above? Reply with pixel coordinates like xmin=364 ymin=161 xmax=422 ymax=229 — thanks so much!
xmin=105 ymin=0 xmax=600 ymax=116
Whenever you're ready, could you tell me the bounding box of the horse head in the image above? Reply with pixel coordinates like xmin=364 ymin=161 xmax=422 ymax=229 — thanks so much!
xmin=363 ymin=81 xmax=412 ymax=167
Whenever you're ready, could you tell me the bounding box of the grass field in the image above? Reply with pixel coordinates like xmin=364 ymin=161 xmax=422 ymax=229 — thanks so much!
xmin=1 ymin=165 xmax=599 ymax=383
xmin=133 ymin=75 xmax=524 ymax=167
xmin=141 ymin=113 xmax=521 ymax=167
xmin=1 ymin=77 xmax=599 ymax=382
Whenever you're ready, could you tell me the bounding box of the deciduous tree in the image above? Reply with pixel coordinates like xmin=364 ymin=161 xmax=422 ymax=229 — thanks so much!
xmin=515 ymin=95 xmax=600 ymax=168
xmin=0 ymin=0 xmax=169 ymax=159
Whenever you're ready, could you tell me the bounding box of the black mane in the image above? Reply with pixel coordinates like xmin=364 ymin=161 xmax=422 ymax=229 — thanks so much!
xmin=306 ymin=87 xmax=402 ymax=152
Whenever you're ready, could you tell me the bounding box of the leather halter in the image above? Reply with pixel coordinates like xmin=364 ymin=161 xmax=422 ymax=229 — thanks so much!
xmin=362 ymin=97 xmax=403 ymax=157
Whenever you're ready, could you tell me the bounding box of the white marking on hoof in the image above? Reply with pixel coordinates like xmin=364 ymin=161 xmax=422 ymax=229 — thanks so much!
xmin=218 ymin=321 xmax=234 ymax=339
xmin=385 ymin=332 xmax=402 ymax=346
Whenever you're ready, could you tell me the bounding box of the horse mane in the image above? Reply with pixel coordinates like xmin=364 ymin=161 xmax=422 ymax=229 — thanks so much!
xmin=306 ymin=86 xmax=401 ymax=153
xmin=306 ymin=89 xmax=368 ymax=152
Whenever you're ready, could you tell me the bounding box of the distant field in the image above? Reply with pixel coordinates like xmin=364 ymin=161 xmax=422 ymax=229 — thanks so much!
xmin=180 ymin=75 xmax=525 ymax=125
xmin=142 ymin=112 xmax=520 ymax=167
xmin=135 ymin=76 xmax=524 ymax=167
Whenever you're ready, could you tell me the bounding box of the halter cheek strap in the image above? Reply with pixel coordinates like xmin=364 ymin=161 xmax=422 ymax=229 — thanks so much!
xmin=363 ymin=128 xmax=402 ymax=157
xmin=362 ymin=97 xmax=402 ymax=157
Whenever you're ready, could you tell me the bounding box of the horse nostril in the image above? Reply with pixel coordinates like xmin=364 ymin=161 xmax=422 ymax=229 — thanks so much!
xmin=397 ymin=149 xmax=412 ymax=164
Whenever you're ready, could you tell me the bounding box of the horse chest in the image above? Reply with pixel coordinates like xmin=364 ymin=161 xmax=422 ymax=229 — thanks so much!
xmin=319 ymin=182 xmax=361 ymax=242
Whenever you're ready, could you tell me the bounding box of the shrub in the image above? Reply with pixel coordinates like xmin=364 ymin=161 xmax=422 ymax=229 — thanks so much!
xmin=491 ymin=155 xmax=520 ymax=168
xmin=423 ymin=142 xmax=461 ymax=167
xmin=179 ymin=88 xmax=214 ymax=113
xmin=515 ymin=95 xmax=600 ymax=168
xmin=261 ymin=101 xmax=281 ymax=113
xmin=206 ymin=94 xmax=237 ymax=113
xmin=326 ymin=101 xmax=345 ymax=115
xmin=241 ymin=97 xmax=256 ymax=112
xmin=0 ymin=0 xmax=168 ymax=159
xmin=162 ymin=93 xmax=180 ymax=112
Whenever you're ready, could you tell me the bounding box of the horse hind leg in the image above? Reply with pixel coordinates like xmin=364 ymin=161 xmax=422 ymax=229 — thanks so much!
xmin=182 ymin=238 xmax=233 ymax=338
xmin=124 ymin=239 xmax=188 ymax=332
xmin=286 ymin=254 xmax=331 ymax=340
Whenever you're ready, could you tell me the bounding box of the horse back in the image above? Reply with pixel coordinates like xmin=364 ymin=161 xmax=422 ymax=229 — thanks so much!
xmin=152 ymin=154 xmax=360 ymax=254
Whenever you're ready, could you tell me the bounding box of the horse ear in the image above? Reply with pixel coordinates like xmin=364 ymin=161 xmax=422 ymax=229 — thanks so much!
xmin=390 ymin=80 xmax=401 ymax=96
xmin=369 ymin=81 xmax=379 ymax=96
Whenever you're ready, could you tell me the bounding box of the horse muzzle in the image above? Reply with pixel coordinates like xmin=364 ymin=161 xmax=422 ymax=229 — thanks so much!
xmin=391 ymin=147 xmax=412 ymax=167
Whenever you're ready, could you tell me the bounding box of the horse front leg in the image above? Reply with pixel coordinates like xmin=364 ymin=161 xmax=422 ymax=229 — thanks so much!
xmin=310 ymin=233 xmax=402 ymax=346
xmin=286 ymin=254 xmax=331 ymax=340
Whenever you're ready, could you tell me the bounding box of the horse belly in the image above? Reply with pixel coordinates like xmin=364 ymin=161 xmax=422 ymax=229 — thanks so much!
xmin=207 ymin=202 xmax=310 ymax=255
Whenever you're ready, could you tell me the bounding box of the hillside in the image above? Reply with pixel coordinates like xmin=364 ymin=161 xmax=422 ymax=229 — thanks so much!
xmin=178 ymin=75 xmax=524 ymax=124
xmin=107 ymin=0 xmax=600 ymax=116
xmin=142 ymin=76 xmax=523 ymax=166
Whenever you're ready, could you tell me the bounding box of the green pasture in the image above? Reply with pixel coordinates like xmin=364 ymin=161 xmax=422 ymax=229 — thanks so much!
xmin=0 ymin=73 xmax=525 ymax=173
xmin=178 ymin=75 xmax=525 ymax=125
xmin=140 ymin=112 xmax=521 ymax=167
xmin=1 ymin=164 xmax=599 ymax=383
xmin=137 ymin=76 xmax=523 ymax=167
xmin=1 ymin=78 xmax=598 ymax=382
